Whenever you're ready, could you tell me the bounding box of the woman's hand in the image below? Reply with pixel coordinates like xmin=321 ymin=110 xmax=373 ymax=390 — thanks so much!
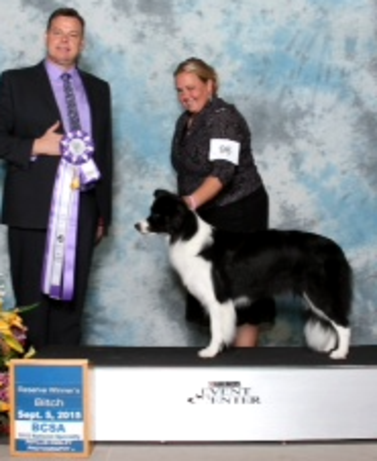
xmin=185 ymin=176 xmax=224 ymax=210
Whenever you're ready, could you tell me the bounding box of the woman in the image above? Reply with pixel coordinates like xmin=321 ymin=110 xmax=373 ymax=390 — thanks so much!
xmin=171 ymin=57 xmax=275 ymax=347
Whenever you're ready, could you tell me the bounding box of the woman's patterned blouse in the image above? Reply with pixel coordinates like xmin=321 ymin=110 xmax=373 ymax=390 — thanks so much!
xmin=171 ymin=96 xmax=263 ymax=208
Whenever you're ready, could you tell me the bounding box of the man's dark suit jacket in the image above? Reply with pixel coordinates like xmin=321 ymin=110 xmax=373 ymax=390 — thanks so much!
xmin=0 ymin=61 xmax=113 ymax=230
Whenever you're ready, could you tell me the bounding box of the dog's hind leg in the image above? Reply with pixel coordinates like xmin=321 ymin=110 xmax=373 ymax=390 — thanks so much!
xmin=198 ymin=299 xmax=236 ymax=358
xmin=328 ymin=323 xmax=350 ymax=359
xmin=304 ymin=317 xmax=337 ymax=353
xmin=303 ymin=293 xmax=350 ymax=359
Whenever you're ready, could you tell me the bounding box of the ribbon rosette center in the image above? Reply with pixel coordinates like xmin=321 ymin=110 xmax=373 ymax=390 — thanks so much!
xmin=70 ymin=138 xmax=86 ymax=157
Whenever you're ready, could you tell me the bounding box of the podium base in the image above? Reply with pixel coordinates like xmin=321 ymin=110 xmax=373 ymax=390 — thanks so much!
xmin=37 ymin=346 xmax=377 ymax=442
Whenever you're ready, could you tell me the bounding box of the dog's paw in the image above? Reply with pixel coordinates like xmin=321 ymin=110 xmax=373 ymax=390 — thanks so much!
xmin=198 ymin=346 xmax=220 ymax=358
xmin=329 ymin=349 xmax=348 ymax=360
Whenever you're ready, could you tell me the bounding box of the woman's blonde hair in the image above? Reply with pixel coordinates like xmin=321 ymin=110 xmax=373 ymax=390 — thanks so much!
xmin=173 ymin=57 xmax=219 ymax=96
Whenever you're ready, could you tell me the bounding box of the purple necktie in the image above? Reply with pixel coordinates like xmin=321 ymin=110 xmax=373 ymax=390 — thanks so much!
xmin=61 ymin=73 xmax=81 ymax=132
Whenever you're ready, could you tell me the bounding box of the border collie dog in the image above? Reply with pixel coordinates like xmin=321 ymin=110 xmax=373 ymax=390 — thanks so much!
xmin=135 ymin=189 xmax=352 ymax=359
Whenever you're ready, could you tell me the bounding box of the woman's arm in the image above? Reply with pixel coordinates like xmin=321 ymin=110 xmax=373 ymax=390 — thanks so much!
xmin=183 ymin=175 xmax=224 ymax=210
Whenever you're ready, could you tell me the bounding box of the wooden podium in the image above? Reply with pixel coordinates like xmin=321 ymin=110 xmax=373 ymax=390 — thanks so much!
xmin=36 ymin=345 xmax=377 ymax=442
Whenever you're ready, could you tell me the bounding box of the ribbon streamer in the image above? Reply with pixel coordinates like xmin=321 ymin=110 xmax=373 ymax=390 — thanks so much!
xmin=42 ymin=131 xmax=100 ymax=301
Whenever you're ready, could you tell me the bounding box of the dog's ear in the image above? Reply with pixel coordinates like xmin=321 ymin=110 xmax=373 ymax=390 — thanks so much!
xmin=154 ymin=189 xmax=173 ymax=198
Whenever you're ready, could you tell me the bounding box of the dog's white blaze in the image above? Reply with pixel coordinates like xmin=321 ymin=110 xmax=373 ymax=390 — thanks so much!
xmin=303 ymin=292 xmax=350 ymax=359
xmin=169 ymin=216 xmax=236 ymax=357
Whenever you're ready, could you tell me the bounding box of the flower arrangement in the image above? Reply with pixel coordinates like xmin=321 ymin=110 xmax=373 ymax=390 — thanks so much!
xmin=0 ymin=276 xmax=36 ymax=435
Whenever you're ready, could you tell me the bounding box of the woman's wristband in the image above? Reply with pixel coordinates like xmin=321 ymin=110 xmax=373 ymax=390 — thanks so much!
xmin=187 ymin=194 xmax=197 ymax=210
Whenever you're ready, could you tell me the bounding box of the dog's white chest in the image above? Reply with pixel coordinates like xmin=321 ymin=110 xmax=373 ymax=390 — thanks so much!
xmin=169 ymin=242 xmax=203 ymax=279
xmin=168 ymin=221 xmax=213 ymax=289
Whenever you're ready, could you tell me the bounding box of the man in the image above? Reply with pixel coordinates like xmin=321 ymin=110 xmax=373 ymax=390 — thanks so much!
xmin=0 ymin=8 xmax=113 ymax=349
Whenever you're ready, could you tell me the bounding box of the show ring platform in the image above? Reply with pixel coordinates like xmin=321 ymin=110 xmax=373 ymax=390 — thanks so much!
xmin=36 ymin=345 xmax=377 ymax=442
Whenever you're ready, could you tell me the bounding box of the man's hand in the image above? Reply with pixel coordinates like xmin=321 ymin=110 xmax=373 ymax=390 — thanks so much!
xmin=95 ymin=224 xmax=106 ymax=245
xmin=32 ymin=121 xmax=63 ymax=157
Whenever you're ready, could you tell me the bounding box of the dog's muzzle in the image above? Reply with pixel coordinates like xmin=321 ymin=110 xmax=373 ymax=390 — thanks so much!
xmin=135 ymin=221 xmax=151 ymax=234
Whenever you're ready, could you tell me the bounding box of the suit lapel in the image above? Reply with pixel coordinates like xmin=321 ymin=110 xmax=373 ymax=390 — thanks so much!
xmin=33 ymin=62 xmax=62 ymax=123
xmin=79 ymin=71 xmax=98 ymax=140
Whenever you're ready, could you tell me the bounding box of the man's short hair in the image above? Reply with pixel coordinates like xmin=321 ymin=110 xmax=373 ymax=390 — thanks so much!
xmin=46 ymin=8 xmax=85 ymax=31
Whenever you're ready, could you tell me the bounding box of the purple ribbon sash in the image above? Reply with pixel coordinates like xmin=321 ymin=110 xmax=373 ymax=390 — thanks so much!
xmin=42 ymin=131 xmax=100 ymax=301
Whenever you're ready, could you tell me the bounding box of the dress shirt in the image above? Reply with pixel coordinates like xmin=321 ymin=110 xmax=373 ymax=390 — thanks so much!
xmin=45 ymin=60 xmax=91 ymax=135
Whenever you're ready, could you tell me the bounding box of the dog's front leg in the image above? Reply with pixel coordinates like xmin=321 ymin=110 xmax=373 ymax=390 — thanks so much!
xmin=198 ymin=300 xmax=236 ymax=358
xmin=198 ymin=310 xmax=223 ymax=358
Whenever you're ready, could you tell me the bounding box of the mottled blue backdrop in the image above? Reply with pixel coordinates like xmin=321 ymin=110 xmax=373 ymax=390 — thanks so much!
xmin=1 ymin=0 xmax=377 ymax=348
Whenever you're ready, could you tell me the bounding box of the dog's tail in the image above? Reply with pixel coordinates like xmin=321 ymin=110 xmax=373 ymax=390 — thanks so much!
xmin=304 ymin=316 xmax=337 ymax=353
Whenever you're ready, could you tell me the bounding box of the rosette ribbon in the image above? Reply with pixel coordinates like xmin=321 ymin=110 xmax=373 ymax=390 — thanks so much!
xmin=42 ymin=130 xmax=101 ymax=301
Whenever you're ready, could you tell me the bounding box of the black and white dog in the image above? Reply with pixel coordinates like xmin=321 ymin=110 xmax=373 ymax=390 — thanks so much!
xmin=135 ymin=189 xmax=352 ymax=359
